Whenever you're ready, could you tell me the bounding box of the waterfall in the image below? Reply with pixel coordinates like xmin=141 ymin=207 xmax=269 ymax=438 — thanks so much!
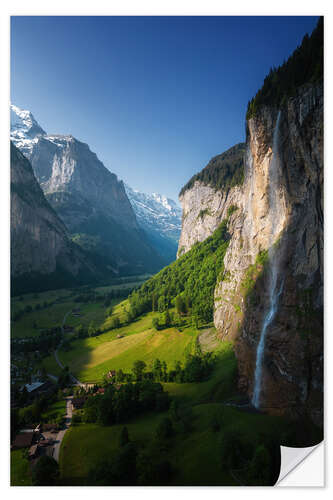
xmin=252 ymin=111 xmax=284 ymax=409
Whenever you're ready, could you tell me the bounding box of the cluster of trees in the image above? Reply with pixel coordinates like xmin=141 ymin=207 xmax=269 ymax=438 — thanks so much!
xmin=179 ymin=143 xmax=245 ymax=195
xmin=11 ymin=329 xmax=62 ymax=356
xmin=87 ymin=400 xmax=197 ymax=485
xmin=11 ymin=386 xmax=62 ymax=431
xmin=73 ymin=287 xmax=135 ymax=305
xmin=207 ymin=408 xmax=279 ymax=486
xmin=127 ymin=220 xmax=230 ymax=325
xmin=32 ymin=456 xmax=59 ymax=486
xmin=70 ymin=322 xmax=103 ymax=341
xmin=11 ymin=300 xmax=54 ymax=322
xmin=76 ymin=381 xmax=170 ymax=426
xmin=88 ymin=426 xmax=174 ymax=486
xmin=107 ymin=350 xmax=215 ymax=386
xmin=247 ymin=17 xmax=323 ymax=119
xmin=87 ymin=396 xmax=202 ymax=486
xmin=219 ymin=428 xmax=278 ymax=486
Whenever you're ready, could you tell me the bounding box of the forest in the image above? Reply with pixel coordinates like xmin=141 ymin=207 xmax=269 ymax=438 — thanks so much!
xmin=127 ymin=218 xmax=231 ymax=326
xmin=246 ymin=17 xmax=323 ymax=119
xmin=179 ymin=143 xmax=245 ymax=195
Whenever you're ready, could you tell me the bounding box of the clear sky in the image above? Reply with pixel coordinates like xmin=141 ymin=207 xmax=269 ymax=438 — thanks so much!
xmin=11 ymin=16 xmax=318 ymax=201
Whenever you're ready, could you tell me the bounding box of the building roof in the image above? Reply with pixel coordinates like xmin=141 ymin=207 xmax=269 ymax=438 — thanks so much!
xmin=12 ymin=432 xmax=34 ymax=449
xmin=24 ymin=381 xmax=45 ymax=393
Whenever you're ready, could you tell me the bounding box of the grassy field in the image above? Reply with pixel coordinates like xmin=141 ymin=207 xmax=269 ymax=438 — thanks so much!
xmin=59 ymin=401 xmax=286 ymax=486
xmin=57 ymin=320 xmax=287 ymax=486
xmin=164 ymin=340 xmax=237 ymax=403
xmin=59 ymin=412 xmax=166 ymax=485
xmin=11 ymin=276 xmax=149 ymax=339
xmin=10 ymin=450 xmax=32 ymax=486
xmin=43 ymin=310 xmax=198 ymax=382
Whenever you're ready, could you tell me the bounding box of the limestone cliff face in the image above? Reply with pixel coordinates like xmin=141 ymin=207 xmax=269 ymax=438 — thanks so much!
xmin=178 ymin=83 xmax=323 ymax=425
xmin=26 ymin=135 xmax=163 ymax=274
xmin=177 ymin=143 xmax=245 ymax=257
xmin=29 ymin=135 xmax=137 ymax=231
xmin=177 ymin=182 xmax=242 ymax=257
xmin=10 ymin=143 xmax=96 ymax=293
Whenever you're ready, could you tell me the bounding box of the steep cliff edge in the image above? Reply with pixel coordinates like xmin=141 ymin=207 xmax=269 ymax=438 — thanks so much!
xmin=176 ymin=18 xmax=323 ymax=426
xmin=10 ymin=143 xmax=97 ymax=294
xmin=177 ymin=83 xmax=323 ymax=425
xmin=177 ymin=143 xmax=245 ymax=256
xmin=214 ymin=83 xmax=323 ymax=425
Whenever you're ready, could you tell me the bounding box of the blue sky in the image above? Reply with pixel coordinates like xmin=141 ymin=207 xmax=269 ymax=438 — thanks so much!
xmin=11 ymin=16 xmax=318 ymax=201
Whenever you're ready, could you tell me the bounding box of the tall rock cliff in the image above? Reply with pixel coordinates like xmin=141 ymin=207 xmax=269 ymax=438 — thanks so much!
xmin=216 ymin=83 xmax=323 ymax=424
xmin=11 ymin=106 xmax=163 ymax=275
xmin=177 ymin=18 xmax=323 ymax=427
xmin=177 ymin=143 xmax=245 ymax=257
xmin=177 ymin=84 xmax=323 ymax=425
xmin=10 ymin=143 xmax=97 ymax=294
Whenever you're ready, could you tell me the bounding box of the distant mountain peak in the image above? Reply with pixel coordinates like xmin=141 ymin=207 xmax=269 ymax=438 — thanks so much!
xmin=10 ymin=103 xmax=46 ymax=156
xmin=124 ymin=184 xmax=181 ymax=261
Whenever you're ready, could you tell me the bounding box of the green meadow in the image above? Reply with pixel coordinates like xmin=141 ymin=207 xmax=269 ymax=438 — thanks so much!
xmin=10 ymin=450 xmax=32 ymax=486
xmin=43 ymin=309 xmax=198 ymax=382
xmin=59 ymin=401 xmax=286 ymax=486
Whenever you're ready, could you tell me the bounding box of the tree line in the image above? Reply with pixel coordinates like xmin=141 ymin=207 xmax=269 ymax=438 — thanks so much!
xmin=247 ymin=17 xmax=323 ymax=119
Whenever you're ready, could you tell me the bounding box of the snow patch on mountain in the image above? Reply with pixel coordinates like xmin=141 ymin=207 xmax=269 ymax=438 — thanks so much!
xmin=10 ymin=104 xmax=46 ymax=156
xmin=125 ymin=184 xmax=182 ymax=242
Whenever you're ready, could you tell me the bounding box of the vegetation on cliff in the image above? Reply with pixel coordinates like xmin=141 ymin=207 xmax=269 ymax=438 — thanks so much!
xmin=127 ymin=219 xmax=230 ymax=324
xmin=179 ymin=143 xmax=245 ymax=196
xmin=246 ymin=17 xmax=323 ymax=119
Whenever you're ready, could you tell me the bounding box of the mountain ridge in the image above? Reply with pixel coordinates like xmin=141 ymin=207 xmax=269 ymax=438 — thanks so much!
xmin=10 ymin=105 xmax=165 ymax=275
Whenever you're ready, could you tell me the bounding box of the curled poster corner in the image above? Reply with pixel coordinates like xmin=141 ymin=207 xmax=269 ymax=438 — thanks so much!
xmin=277 ymin=442 xmax=324 ymax=486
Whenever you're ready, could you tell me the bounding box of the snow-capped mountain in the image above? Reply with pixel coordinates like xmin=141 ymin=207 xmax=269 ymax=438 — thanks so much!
xmin=10 ymin=104 xmax=164 ymax=274
xmin=125 ymin=184 xmax=182 ymax=262
xmin=10 ymin=104 xmax=46 ymax=156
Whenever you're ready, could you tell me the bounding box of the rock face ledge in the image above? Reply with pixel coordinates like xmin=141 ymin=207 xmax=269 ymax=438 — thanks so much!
xmin=10 ymin=143 xmax=96 ymax=293
xmin=178 ymin=84 xmax=323 ymax=425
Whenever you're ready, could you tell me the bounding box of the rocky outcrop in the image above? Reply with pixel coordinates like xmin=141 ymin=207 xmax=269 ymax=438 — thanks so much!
xmin=10 ymin=143 xmax=96 ymax=294
xmin=177 ymin=84 xmax=323 ymax=426
xmin=215 ymin=84 xmax=323 ymax=425
xmin=177 ymin=181 xmax=242 ymax=257
xmin=177 ymin=144 xmax=245 ymax=257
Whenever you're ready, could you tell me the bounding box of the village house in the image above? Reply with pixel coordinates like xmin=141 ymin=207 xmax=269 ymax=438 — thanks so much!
xmin=107 ymin=370 xmax=116 ymax=379
xmin=11 ymin=431 xmax=34 ymax=450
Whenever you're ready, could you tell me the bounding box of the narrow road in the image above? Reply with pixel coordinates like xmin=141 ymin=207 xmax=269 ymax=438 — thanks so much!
xmin=52 ymin=396 xmax=73 ymax=462
xmin=54 ymin=310 xmax=85 ymax=387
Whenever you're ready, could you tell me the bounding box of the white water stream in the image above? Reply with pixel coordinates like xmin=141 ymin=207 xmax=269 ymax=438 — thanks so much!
xmin=252 ymin=111 xmax=284 ymax=409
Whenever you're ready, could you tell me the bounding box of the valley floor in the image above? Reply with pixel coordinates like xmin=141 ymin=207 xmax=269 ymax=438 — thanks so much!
xmin=10 ymin=282 xmax=321 ymax=486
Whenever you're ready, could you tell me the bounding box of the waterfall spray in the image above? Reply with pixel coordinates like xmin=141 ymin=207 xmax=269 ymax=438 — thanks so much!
xmin=252 ymin=111 xmax=284 ymax=409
